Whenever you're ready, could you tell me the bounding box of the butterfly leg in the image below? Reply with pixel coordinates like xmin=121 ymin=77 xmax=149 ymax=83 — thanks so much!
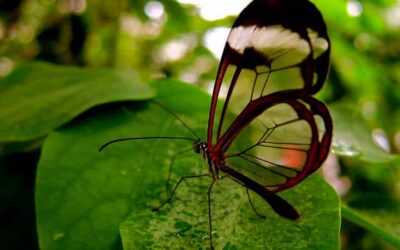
xmin=246 ymin=189 xmax=266 ymax=219
xmin=165 ymin=147 xmax=193 ymax=194
xmin=152 ymin=173 xmax=209 ymax=211
xmin=207 ymin=179 xmax=216 ymax=250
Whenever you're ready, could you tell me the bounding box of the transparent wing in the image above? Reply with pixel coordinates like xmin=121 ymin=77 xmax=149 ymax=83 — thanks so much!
xmin=207 ymin=0 xmax=330 ymax=146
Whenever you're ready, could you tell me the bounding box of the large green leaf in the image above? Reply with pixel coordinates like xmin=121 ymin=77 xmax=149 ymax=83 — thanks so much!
xmin=0 ymin=62 xmax=155 ymax=143
xmin=36 ymin=80 xmax=340 ymax=249
xmin=119 ymin=174 xmax=340 ymax=250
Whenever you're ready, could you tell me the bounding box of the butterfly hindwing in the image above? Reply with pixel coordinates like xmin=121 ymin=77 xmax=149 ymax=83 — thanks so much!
xmin=216 ymin=92 xmax=332 ymax=193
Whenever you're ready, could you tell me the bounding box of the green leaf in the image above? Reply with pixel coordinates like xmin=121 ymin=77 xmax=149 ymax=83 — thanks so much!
xmin=0 ymin=61 xmax=155 ymax=143
xmin=342 ymin=204 xmax=400 ymax=249
xmin=329 ymin=104 xmax=396 ymax=163
xmin=36 ymin=80 xmax=340 ymax=249
xmin=119 ymin=175 xmax=340 ymax=250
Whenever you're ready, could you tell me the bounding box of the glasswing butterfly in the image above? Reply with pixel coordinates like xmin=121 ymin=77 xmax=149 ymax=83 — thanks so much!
xmin=101 ymin=0 xmax=332 ymax=248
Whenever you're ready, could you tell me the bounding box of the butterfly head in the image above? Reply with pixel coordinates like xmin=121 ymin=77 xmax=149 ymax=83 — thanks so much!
xmin=193 ymin=140 xmax=207 ymax=154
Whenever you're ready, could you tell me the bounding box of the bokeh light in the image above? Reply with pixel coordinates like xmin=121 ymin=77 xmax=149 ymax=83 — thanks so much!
xmin=203 ymin=27 xmax=230 ymax=59
xmin=372 ymin=129 xmax=391 ymax=152
xmin=347 ymin=0 xmax=363 ymax=17
xmin=177 ymin=0 xmax=251 ymax=21
xmin=385 ymin=3 xmax=400 ymax=28
xmin=144 ymin=1 xmax=166 ymax=20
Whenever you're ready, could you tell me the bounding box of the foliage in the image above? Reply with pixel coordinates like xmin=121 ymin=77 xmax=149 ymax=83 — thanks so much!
xmin=0 ymin=0 xmax=399 ymax=249
xmin=36 ymin=80 xmax=340 ymax=249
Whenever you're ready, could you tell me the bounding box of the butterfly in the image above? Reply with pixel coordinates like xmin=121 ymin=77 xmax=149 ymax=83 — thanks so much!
xmin=195 ymin=0 xmax=332 ymax=247
xmin=101 ymin=0 xmax=332 ymax=248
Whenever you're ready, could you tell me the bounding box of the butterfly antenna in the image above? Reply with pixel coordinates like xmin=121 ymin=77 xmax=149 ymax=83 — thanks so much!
xmin=99 ymin=136 xmax=197 ymax=152
xmin=99 ymin=101 xmax=201 ymax=152
xmin=153 ymin=100 xmax=201 ymax=140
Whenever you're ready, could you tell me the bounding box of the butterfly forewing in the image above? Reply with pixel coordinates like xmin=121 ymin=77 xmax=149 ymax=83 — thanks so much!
xmin=207 ymin=0 xmax=330 ymax=146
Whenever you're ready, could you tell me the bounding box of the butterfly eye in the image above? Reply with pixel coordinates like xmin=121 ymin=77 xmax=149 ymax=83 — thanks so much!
xmin=193 ymin=141 xmax=201 ymax=153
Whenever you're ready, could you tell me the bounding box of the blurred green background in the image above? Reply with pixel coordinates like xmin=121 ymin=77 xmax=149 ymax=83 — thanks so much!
xmin=0 ymin=0 xmax=399 ymax=249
